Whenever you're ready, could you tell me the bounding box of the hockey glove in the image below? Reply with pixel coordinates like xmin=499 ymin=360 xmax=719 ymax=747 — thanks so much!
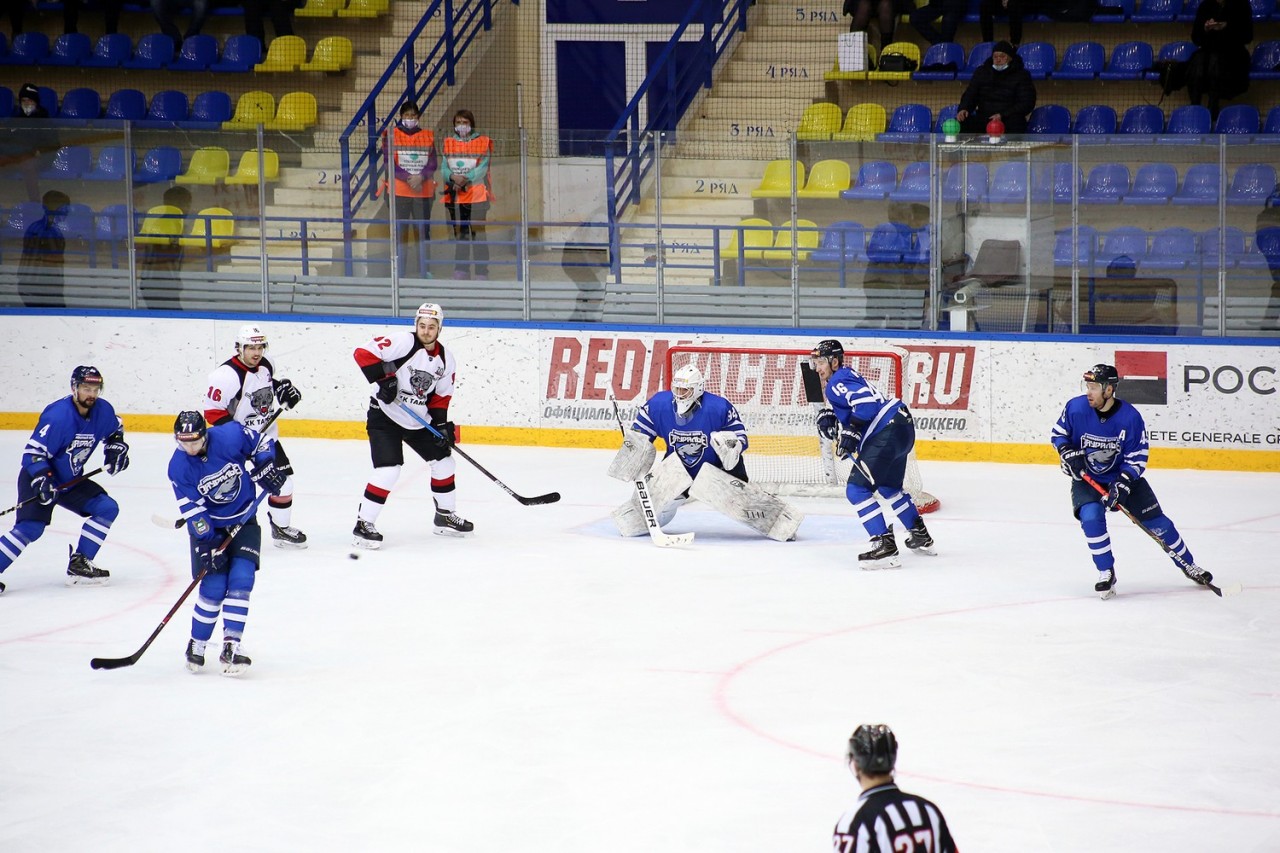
xmin=1058 ymin=447 xmax=1086 ymax=481
xmin=709 ymin=431 xmax=743 ymax=470
xmin=104 ymin=434 xmax=130 ymax=475
xmin=1105 ymin=473 xmax=1133 ymax=511
xmin=194 ymin=540 xmax=230 ymax=577
xmin=375 ymin=375 xmax=399 ymax=405
xmin=427 ymin=421 xmax=456 ymax=450
xmin=250 ymin=459 xmax=286 ymax=496
xmin=273 ymin=378 xmax=302 ymax=410
xmin=816 ymin=408 xmax=840 ymax=441
xmin=30 ymin=471 xmax=57 ymax=505
xmin=836 ymin=427 xmax=862 ymax=460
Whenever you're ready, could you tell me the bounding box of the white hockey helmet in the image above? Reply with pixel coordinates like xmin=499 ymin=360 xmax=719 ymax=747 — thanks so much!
xmin=236 ymin=324 xmax=268 ymax=352
xmin=671 ymin=364 xmax=705 ymax=416
xmin=415 ymin=303 xmax=444 ymax=327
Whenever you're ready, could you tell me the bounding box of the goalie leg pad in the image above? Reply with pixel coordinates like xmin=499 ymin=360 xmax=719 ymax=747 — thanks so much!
xmin=607 ymin=430 xmax=657 ymax=482
xmin=611 ymin=453 xmax=693 ymax=537
xmin=688 ymin=465 xmax=804 ymax=542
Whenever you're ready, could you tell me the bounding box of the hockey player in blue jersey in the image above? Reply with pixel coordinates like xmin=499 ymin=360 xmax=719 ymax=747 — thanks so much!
xmin=1052 ymin=364 xmax=1212 ymax=599
xmin=168 ymin=411 xmax=285 ymax=675
xmin=0 ymin=365 xmax=130 ymax=593
xmin=609 ymin=364 xmax=803 ymax=542
xmin=810 ymin=339 xmax=935 ymax=569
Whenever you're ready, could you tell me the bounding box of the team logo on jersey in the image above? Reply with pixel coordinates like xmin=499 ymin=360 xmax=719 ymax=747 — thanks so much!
xmin=249 ymin=386 xmax=274 ymax=415
xmin=197 ymin=463 xmax=245 ymax=504
xmin=1081 ymin=435 xmax=1121 ymax=474
xmin=65 ymin=433 xmax=97 ymax=474
xmin=408 ymin=366 xmax=442 ymax=398
xmin=669 ymin=430 xmax=708 ymax=466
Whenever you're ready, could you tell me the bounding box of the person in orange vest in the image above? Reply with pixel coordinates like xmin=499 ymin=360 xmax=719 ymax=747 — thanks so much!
xmin=441 ymin=109 xmax=494 ymax=281
xmin=383 ymin=101 xmax=438 ymax=277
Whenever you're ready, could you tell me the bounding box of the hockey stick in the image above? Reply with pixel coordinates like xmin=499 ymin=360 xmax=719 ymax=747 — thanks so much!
xmin=608 ymin=398 xmax=694 ymax=548
xmin=0 ymin=467 xmax=104 ymax=518
xmin=395 ymin=403 xmax=560 ymax=506
xmin=91 ymin=490 xmax=270 ymax=670
xmin=1082 ymin=473 xmax=1229 ymax=597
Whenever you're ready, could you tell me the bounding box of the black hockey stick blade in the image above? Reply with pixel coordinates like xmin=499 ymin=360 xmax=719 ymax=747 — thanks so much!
xmin=515 ymin=490 xmax=561 ymax=506
xmin=90 ymin=652 xmax=143 ymax=670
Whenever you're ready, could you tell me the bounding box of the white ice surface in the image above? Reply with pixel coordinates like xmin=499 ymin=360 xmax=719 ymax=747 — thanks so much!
xmin=0 ymin=432 xmax=1277 ymax=853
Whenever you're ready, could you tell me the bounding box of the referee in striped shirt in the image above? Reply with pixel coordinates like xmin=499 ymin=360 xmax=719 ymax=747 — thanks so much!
xmin=832 ymin=725 xmax=958 ymax=853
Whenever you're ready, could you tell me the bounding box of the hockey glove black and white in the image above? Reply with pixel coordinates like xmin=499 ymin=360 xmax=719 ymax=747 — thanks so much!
xmin=836 ymin=427 xmax=862 ymax=459
xmin=195 ymin=540 xmax=230 ymax=577
xmin=428 ymin=421 xmax=456 ymax=450
xmin=816 ymin=408 xmax=840 ymax=441
xmin=1105 ymin=473 xmax=1133 ymax=511
xmin=1059 ymin=447 xmax=1086 ymax=480
xmin=104 ymin=434 xmax=130 ymax=475
xmin=30 ymin=471 xmax=57 ymax=505
xmin=273 ymin=378 xmax=302 ymax=410
xmin=375 ymin=375 xmax=399 ymax=405
xmin=709 ymin=431 xmax=742 ymax=469
xmin=250 ymin=460 xmax=286 ymax=496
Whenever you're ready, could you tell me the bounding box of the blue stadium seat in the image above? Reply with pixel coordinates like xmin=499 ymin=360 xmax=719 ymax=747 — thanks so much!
xmin=988 ymin=162 xmax=1031 ymax=203
xmin=83 ymin=147 xmax=132 ymax=181
xmin=94 ymin=204 xmax=131 ymax=243
xmin=1074 ymin=105 xmax=1117 ymax=137
xmin=3 ymin=202 xmax=46 ymax=239
xmin=1215 ymin=104 xmax=1260 ymax=135
xmin=1173 ymin=164 xmax=1222 ymax=205
xmin=2 ymin=32 xmax=50 ymax=66
xmin=1159 ymin=104 xmax=1212 ymax=141
xmin=877 ymin=104 xmax=932 ymax=142
xmin=59 ymin=203 xmax=95 ymax=242
xmin=105 ymin=88 xmax=147 ymax=121
xmin=1054 ymin=164 xmax=1083 ymax=203
xmin=134 ymin=147 xmax=183 ymax=183
xmin=141 ymin=90 xmax=189 ymax=127
xmin=1262 ymin=106 xmax=1280 ymax=134
xmin=1099 ymin=41 xmax=1153 ymax=80
xmin=1200 ymin=227 xmax=1266 ymax=268
xmin=1227 ymin=163 xmax=1277 ymax=205
xmin=914 ymin=42 xmax=963 ymax=80
xmin=934 ymin=104 xmax=959 ymax=131
xmin=1056 ymin=42 xmax=1105 ymax=79
xmin=188 ymin=90 xmax=233 ymax=128
xmin=1132 ymin=0 xmax=1177 ymax=21
xmin=1054 ymin=225 xmax=1097 ymax=268
xmin=1028 ymin=104 xmax=1071 ymax=139
xmin=1249 ymin=0 xmax=1275 ymax=19
xmin=58 ymin=88 xmax=101 ymax=121
xmin=123 ymin=33 xmax=174 ymax=70
xmin=958 ymin=42 xmax=993 ymax=80
xmin=1097 ymin=227 xmax=1149 ymax=267
xmin=1250 ymin=41 xmax=1280 ymax=80
xmin=171 ymin=34 xmax=218 ymax=71
xmin=1017 ymin=42 xmax=1055 ymax=79
xmin=209 ymin=34 xmax=262 ymax=72
xmin=1176 ymin=0 xmax=1199 ymax=21
xmin=1080 ymin=163 xmax=1130 ymax=203
xmin=36 ymin=86 xmax=58 ymax=116
xmin=810 ymin=221 xmax=868 ymax=262
xmin=942 ymin=162 xmax=988 ymax=202
xmin=1147 ymin=41 xmax=1195 ymax=82
xmin=43 ymin=32 xmax=91 ymax=67
xmin=1140 ymin=227 xmax=1198 ymax=271
xmin=39 ymin=146 xmax=92 ymax=180
xmin=1120 ymin=105 xmax=1164 ymax=134
xmin=889 ymin=162 xmax=931 ymax=201
xmin=1252 ymin=227 xmax=1280 ymax=268
xmin=1123 ymin=163 xmax=1178 ymax=204
xmin=841 ymin=161 xmax=898 ymax=200
xmin=81 ymin=33 xmax=132 ymax=68
xmin=865 ymin=222 xmax=914 ymax=263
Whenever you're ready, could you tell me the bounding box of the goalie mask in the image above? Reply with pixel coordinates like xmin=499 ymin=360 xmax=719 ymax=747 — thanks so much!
xmin=671 ymin=364 xmax=705 ymax=416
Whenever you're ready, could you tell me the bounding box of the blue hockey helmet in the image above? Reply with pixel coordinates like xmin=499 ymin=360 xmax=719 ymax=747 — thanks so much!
xmin=173 ymin=410 xmax=207 ymax=444
xmin=848 ymin=724 xmax=898 ymax=774
xmin=70 ymin=365 xmax=104 ymax=390
xmin=1083 ymin=364 xmax=1120 ymax=387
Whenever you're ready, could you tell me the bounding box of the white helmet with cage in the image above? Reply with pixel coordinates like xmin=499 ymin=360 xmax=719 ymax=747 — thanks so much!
xmin=235 ymin=324 xmax=268 ymax=352
xmin=671 ymin=364 xmax=705 ymax=416
xmin=415 ymin=303 xmax=444 ymax=326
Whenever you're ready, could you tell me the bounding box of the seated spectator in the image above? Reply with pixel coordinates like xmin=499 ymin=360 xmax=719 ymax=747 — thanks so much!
xmin=15 ymin=83 xmax=48 ymax=119
xmin=955 ymin=41 xmax=1037 ymax=134
xmin=152 ymin=0 xmax=209 ymax=46
xmin=6 ymin=0 xmax=82 ymax=34
xmin=911 ymin=0 xmax=967 ymax=46
xmin=1186 ymin=0 xmax=1252 ymax=119
xmin=243 ymin=0 xmax=295 ymax=47
xmin=981 ymin=0 xmax=1026 ymax=46
xmin=844 ymin=0 xmax=914 ymax=50
xmin=19 ymin=190 xmax=70 ymax=309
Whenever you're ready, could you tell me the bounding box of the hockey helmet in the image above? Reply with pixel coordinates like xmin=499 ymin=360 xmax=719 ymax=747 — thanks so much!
xmin=415 ymin=303 xmax=444 ymax=327
xmin=173 ymin=410 xmax=208 ymax=444
xmin=671 ymin=364 xmax=705 ymax=416
xmin=236 ymin=324 xmax=269 ymax=352
xmin=811 ymin=339 xmax=845 ymax=368
xmin=70 ymin=365 xmax=104 ymax=390
xmin=848 ymin=724 xmax=898 ymax=775
xmin=1083 ymin=364 xmax=1120 ymax=387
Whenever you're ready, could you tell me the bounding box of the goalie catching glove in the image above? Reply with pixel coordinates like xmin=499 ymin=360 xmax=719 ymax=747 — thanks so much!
xmin=709 ymin=431 xmax=743 ymax=470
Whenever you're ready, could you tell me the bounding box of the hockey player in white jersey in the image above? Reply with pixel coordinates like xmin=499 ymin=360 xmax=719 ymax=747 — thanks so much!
xmin=351 ymin=303 xmax=473 ymax=548
xmin=608 ymin=364 xmax=803 ymax=542
xmin=203 ymin=324 xmax=308 ymax=549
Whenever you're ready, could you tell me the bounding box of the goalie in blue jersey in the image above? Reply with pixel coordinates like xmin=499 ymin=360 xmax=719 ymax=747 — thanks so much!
xmin=1052 ymin=364 xmax=1213 ymax=599
xmin=608 ymin=364 xmax=803 ymax=542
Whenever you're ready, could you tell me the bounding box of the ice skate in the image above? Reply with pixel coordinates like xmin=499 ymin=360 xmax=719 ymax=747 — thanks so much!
xmin=1180 ymin=563 xmax=1213 ymax=587
xmin=433 ymin=507 xmax=475 ymax=537
xmin=1095 ymin=568 xmax=1117 ymax=600
xmin=66 ymin=547 xmax=109 ymax=586
xmin=219 ymin=640 xmax=252 ymax=676
xmin=185 ymin=639 xmax=206 ymax=674
xmin=904 ymin=517 xmax=936 ymax=556
xmin=270 ymin=520 xmax=309 ymax=550
xmin=352 ymin=520 xmax=383 ymax=550
xmin=858 ymin=529 xmax=901 ymax=570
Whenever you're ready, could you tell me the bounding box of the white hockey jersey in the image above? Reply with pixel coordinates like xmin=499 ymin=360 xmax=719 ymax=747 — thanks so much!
xmin=353 ymin=330 xmax=456 ymax=430
xmin=204 ymin=355 xmax=283 ymax=437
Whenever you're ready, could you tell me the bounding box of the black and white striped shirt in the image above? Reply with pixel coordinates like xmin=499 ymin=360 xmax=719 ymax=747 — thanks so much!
xmin=833 ymin=782 xmax=957 ymax=853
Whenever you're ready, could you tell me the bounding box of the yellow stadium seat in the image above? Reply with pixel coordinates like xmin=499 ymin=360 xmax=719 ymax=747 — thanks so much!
xmin=337 ymin=0 xmax=388 ymax=17
xmin=720 ymin=218 xmax=775 ymax=261
xmin=797 ymin=160 xmax=852 ymax=199
xmin=300 ymin=36 xmax=354 ymax=72
xmin=265 ymin=92 xmax=318 ymax=131
xmin=174 ymin=147 xmax=230 ymax=185
xmin=762 ymin=219 xmax=819 ymax=262
xmin=179 ymin=207 xmax=237 ymax=249
xmin=825 ymin=44 xmax=875 ymax=81
xmin=796 ymin=102 xmax=843 ymax=141
xmin=296 ymin=0 xmax=344 ymax=16
xmin=255 ymin=35 xmax=307 ymax=72
xmin=134 ymin=205 xmax=186 ymax=246
xmin=750 ymin=160 xmax=805 ymax=199
xmin=868 ymin=42 xmax=920 ymax=81
xmin=222 ymin=91 xmax=276 ymax=130
xmin=833 ymin=103 xmax=887 ymax=142
xmin=225 ymin=149 xmax=280 ymax=185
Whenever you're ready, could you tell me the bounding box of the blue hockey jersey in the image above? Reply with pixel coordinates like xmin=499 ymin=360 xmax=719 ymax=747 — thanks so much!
xmin=22 ymin=396 xmax=124 ymax=483
xmin=1050 ymin=395 xmax=1149 ymax=484
xmin=823 ymin=366 xmax=903 ymax=448
xmin=633 ymin=390 xmax=748 ymax=478
xmin=168 ymin=422 xmax=274 ymax=537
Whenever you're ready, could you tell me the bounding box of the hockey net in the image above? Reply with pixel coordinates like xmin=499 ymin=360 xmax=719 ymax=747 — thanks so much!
xmin=666 ymin=346 xmax=939 ymax=513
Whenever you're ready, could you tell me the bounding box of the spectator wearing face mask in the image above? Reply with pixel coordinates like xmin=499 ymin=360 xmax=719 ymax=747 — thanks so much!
xmin=15 ymin=84 xmax=48 ymax=119
xmin=955 ymin=41 xmax=1036 ymax=134
xmin=382 ymin=101 xmax=438 ymax=278
xmin=441 ymin=110 xmax=494 ymax=281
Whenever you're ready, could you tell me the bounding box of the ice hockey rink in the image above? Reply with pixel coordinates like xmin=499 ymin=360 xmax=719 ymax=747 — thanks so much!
xmin=1 ymin=431 xmax=1277 ymax=853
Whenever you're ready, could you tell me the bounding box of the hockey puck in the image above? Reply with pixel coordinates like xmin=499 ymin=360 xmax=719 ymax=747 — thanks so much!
xmin=348 ymin=552 xmax=360 ymax=560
